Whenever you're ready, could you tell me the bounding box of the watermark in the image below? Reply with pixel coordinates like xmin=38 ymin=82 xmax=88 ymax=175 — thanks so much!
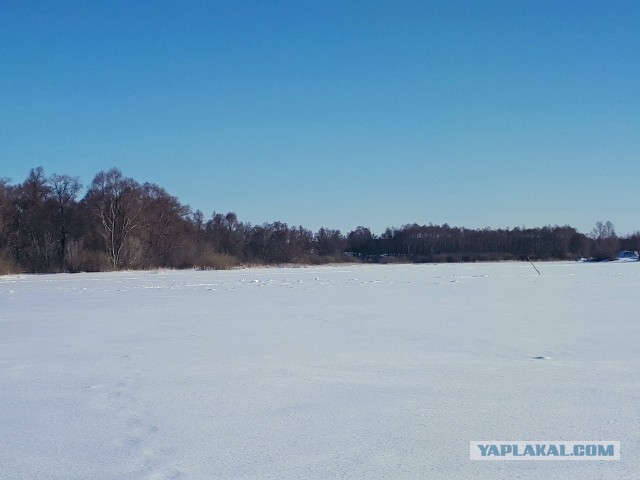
xmin=470 ymin=441 xmax=620 ymax=461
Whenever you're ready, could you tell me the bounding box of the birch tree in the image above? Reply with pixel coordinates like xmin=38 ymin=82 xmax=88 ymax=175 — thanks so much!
xmin=84 ymin=168 xmax=141 ymax=269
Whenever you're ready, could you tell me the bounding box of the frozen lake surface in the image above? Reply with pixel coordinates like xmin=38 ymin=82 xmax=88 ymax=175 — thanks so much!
xmin=1 ymin=262 xmax=639 ymax=479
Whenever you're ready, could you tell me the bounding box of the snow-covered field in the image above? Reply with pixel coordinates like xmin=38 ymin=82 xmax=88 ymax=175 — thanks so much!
xmin=1 ymin=262 xmax=638 ymax=479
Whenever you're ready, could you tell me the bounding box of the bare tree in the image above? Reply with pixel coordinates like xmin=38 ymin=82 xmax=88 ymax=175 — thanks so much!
xmin=48 ymin=174 xmax=82 ymax=268
xmin=138 ymin=182 xmax=191 ymax=267
xmin=347 ymin=226 xmax=374 ymax=257
xmin=589 ymin=220 xmax=619 ymax=260
xmin=193 ymin=210 xmax=204 ymax=245
xmin=590 ymin=221 xmax=617 ymax=240
xmin=11 ymin=167 xmax=56 ymax=271
xmin=315 ymin=228 xmax=345 ymax=257
xmin=0 ymin=178 xmax=10 ymax=246
xmin=84 ymin=168 xmax=142 ymax=269
xmin=205 ymin=211 xmax=244 ymax=257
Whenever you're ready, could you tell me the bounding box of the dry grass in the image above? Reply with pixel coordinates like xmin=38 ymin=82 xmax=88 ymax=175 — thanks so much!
xmin=0 ymin=254 xmax=20 ymax=275
xmin=199 ymin=252 xmax=241 ymax=270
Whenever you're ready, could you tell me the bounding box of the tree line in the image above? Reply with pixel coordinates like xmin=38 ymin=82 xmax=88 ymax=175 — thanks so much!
xmin=0 ymin=167 xmax=638 ymax=274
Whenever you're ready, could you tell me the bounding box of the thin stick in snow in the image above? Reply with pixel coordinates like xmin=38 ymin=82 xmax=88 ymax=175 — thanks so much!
xmin=527 ymin=257 xmax=541 ymax=276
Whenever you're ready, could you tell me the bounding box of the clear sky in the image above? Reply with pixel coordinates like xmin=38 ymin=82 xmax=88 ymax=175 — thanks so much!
xmin=1 ymin=1 xmax=639 ymax=235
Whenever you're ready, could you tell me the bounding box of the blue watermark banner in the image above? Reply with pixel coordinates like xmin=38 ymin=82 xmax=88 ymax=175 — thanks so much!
xmin=470 ymin=441 xmax=620 ymax=461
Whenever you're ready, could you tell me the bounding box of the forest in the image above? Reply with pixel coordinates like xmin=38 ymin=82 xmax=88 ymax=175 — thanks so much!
xmin=1 ymin=167 xmax=638 ymax=274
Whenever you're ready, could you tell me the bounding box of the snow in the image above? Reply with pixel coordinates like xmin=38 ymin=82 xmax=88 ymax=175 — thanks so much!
xmin=1 ymin=262 xmax=639 ymax=479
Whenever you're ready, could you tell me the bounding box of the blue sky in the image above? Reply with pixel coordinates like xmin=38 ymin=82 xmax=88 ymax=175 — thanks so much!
xmin=1 ymin=1 xmax=639 ymax=235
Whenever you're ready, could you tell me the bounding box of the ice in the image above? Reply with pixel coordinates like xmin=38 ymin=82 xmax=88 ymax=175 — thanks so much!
xmin=1 ymin=262 xmax=639 ymax=479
